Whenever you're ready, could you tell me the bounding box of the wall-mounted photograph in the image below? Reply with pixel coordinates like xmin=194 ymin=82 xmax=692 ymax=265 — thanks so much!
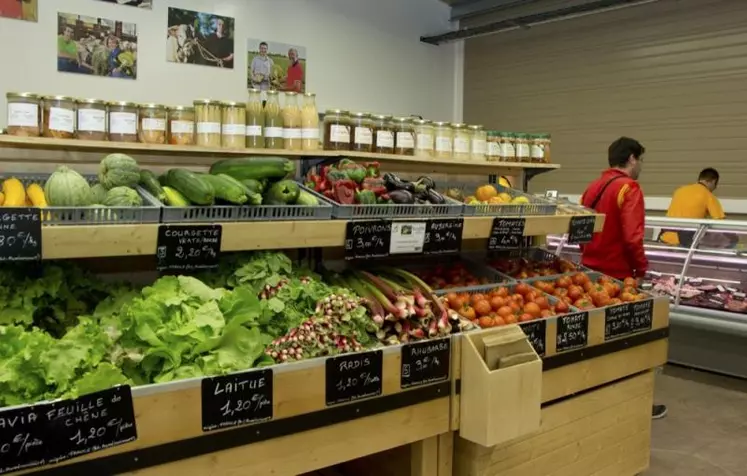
xmin=247 ymin=39 xmax=307 ymax=93
xmin=58 ymin=13 xmax=138 ymax=79
xmin=166 ymin=7 xmax=234 ymax=69
xmin=96 ymin=0 xmax=152 ymax=8
xmin=0 ymin=0 xmax=38 ymax=22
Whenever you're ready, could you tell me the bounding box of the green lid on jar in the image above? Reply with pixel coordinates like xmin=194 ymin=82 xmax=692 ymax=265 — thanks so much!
xmin=487 ymin=130 xmax=500 ymax=137
xmin=538 ymin=133 xmax=551 ymax=139
xmin=499 ymin=132 xmax=514 ymax=137
xmin=514 ymin=133 xmax=528 ymax=139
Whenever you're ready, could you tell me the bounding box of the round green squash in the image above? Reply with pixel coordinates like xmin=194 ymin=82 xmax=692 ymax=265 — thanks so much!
xmin=44 ymin=166 xmax=94 ymax=206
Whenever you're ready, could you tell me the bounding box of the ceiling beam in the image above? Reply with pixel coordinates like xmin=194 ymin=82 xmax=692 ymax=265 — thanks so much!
xmin=450 ymin=0 xmax=545 ymax=21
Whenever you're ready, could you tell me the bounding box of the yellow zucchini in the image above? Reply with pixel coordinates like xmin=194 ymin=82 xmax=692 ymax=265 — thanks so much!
xmin=26 ymin=183 xmax=48 ymax=207
xmin=2 ymin=178 xmax=26 ymax=207
xmin=0 ymin=192 xmax=5 ymax=206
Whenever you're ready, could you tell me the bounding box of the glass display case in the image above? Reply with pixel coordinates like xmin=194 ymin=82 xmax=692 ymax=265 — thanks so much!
xmin=547 ymin=216 xmax=747 ymax=379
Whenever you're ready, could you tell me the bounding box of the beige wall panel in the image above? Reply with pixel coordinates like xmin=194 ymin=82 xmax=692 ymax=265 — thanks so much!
xmin=464 ymin=0 xmax=747 ymax=197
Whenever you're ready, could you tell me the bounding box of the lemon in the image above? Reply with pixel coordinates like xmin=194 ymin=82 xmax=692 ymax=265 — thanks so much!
xmin=511 ymin=196 xmax=530 ymax=204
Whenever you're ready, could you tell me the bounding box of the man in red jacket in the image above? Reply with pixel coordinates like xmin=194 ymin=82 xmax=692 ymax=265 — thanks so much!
xmin=580 ymin=137 xmax=648 ymax=280
xmin=580 ymin=137 xmax=666 ymax=420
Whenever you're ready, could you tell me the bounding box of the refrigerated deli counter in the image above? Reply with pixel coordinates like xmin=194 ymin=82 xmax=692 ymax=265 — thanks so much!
xmin=549 ymin=216 xmax=747 ymax=379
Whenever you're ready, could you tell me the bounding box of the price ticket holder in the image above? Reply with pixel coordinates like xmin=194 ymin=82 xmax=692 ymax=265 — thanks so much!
xmin=556 ymin=311 xmax=589 ymax=353
xmin=0 ymin=207 xmax=42 ymax=262
xmin=567 ymin=215 xmax=596 ymax=245
xmin=345 ymin=218 xmax=464 ymax=260
xmin=488 ymin=218 xmax=526 ymax=251
xmin=604 ymin=299 xmax=654 ymax=341
xmin=156 ymin=224 xmax=222 ymax=272
xmin=201 ymin=368 xmax=273 ymax=432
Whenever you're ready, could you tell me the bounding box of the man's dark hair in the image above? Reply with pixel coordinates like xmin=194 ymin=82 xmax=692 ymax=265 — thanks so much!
xmin=698 ymin=167 xmax=719 ymax=184
xmin=608 ymin=137 xmax=645 ymax=168
xmin=259 ymin=41 xmax=268 ymax=48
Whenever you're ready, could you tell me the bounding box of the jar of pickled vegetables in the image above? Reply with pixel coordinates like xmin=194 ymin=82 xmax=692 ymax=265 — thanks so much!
xmin=6 ymin=92 xmax=41 ymax=137
xmin=76 ymin=98 xmax=107 ymax=140
xmin=221 ymin=101 xmax=247 ymax=149
xmin=282 ymin=92 xmax=302 ymax=150
xmin=531 ymin=133 xmax=552 ymax=163
xmin=452 ymin=123 xmax=471 ymax=160
xmin=323 ymin=109 xmax=351 ymax=151
xmin=372 ymin=115 xmax=394 ymax=153
xmin=139 ymin=103 xmax=167 ymax=144
xmin=194 ymin=99 xmax=222 ymax=147
xmin=168 ymin=106 xmax=195 ymax=145
xmin=264 ymin=91 xmax=284 ymax=150
xmin=301 ymin=92 xmax=319 ymax=151
xmin=351 ymin=112 xmax=373 ymax=152
xmin=246 ymin=88 xmax=264 ymax=149
xmin=469 ymin=125 xmax=487 ymax=160
xmin=499 ymin=132 xmax=516 ymax=162
xmin=413 ymin=119 xmax=434 ymax=157
xmin=433 ymin=122 xmax=453 ymax=159
xmin=393 ymin=117 xmax=415 ymax=156
xmin=108 ymin=101 xmax=138 ymax=143
xmin=514 ymin=133 xmax=530 ymax=162
xmin=486 ymin=131 xmax=501 ymax=161
xmin=43 ymin=95 xmax=76 ymax=139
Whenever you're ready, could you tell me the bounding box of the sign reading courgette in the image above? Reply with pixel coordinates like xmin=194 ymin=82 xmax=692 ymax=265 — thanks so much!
xmin=0 ymin=208 xmax=41 ymax=262
xmin=156 ymin=224 xmax=222 ymax=271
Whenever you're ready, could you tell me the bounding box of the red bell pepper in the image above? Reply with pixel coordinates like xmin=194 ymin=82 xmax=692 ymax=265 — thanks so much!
xmin=333 ymin=179 xmax=357 ymax=204
xmin=361 ymin=177 xmax=387 ymax=196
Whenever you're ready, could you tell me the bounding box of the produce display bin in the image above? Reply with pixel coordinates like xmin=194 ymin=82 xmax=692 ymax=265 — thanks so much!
xmin=15 ymin=174 xmax=161 ymax=225
xmin=329 ymin=196 xmax=465 ymax=220
xmin=396 ymin=256 xmax=515 ymax=294
xmin=157 ymin=183 xmax=333 ymax=223
xmin=459 ymin=184 xmax=557 ymax=217
xmin=486 ymin=247 xmax=591 ymax=281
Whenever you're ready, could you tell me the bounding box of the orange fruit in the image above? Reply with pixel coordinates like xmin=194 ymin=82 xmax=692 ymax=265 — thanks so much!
xmin=475 ymin=185 xmax=498 ymax=202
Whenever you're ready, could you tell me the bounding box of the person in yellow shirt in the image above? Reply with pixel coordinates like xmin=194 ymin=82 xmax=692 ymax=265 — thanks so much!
xmin=659 ymin=168 xmax=725 ymax=247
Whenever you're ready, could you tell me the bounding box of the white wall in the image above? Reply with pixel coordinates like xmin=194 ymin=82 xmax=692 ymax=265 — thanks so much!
xmin=0 ymin=0 xmax=458 ymax=128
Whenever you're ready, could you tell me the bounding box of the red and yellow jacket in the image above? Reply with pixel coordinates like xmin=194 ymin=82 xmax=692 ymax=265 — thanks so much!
xmin=579 ymin=168 xmax=648 ymax=279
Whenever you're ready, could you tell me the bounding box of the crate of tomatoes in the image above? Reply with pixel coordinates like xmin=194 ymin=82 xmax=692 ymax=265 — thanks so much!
xmin=528 ymin=271 xmax=650 ymax=311
xmin=440 ymin=282 xmax=577 ymax=329
xmin=488 ymin=247 xmax=588 ymax=280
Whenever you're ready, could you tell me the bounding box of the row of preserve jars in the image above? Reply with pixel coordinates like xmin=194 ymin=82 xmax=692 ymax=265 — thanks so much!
xmin=5 ymin=90 xmax=321 ymax=150
xmin=486 ymin=131 xmax=552 ymax=163
xmin=322 ymin=112 xmax=490 ymax=160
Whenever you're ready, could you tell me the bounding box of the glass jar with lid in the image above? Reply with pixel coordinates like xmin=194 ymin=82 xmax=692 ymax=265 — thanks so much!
xmin=246 ymin=88 xmax=264 ymax=148
xmin=486 ymin=131 xmax=501 ymax=162
xmin=76 ymin=99 xmax=107 ymax=140
xmin=43 ymin=95 xmax=76 ymax=139
xmin=282 ymin=92 xmax=302 ymax=150
xmin=194 ymin=99 xmax=222 ymax=147
xmin=138 ymin=103 xmax=167 ymax=144
xmin=6 ymin=92 xmax=41 ymax=137
xmin=264 ymin=91 xmax=284 ymax=150
xmin=108 ymin=101 xmax=138 ymax=142
xmin=469 ymin=125 xmax=487 ymax=160
xmin=514 ymin=133 xmax=531 ymax=162
xmin=168 ymin=106 xmax=195 ymax=145
xmin=372 ymin=115 xmax=394 ymax=153
xmin=531 ymin=133 xmax=552 ymax=163
xmin=323 ymin=109 xmax=351 ymax=151
xmin=452 ymin=123 xmax=471 ymax=160
xmin=351 ymin=112 xmax=374 ymax=152
xmin=499 ymin=132 xmax=516 ymax=162
xmin=301 ymin=92 xmax=319 ymax=151
xmin=393 ymin=117 xmax=415 ymax=155
xmin=221 ymin=101 xmax=247 ymax=149
xmin=433 ymin=122 xmax=453 ymax=159
xmin=413 ymin=120 xmax=434 ymax=157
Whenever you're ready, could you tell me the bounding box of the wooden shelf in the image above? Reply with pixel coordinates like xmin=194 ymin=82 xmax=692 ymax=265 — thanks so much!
xmin=40 ymin=214 xmax=604 ymax=259
xmin=0 ymin=135 xmax=560 ymax=174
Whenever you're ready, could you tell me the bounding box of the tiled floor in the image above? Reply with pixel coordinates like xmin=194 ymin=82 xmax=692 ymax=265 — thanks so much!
xmin=647 ymin=366 xmax=747 ymax=475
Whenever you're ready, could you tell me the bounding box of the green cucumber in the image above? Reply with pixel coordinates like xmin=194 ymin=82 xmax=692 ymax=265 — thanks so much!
xmin=165 ymin=168 xmax=215 ymax=205
xmin=209 ymin=157 xmax=295 ymax=181
xmin=139 ymin=170 xmax=167 ymax=202
xmin=240 ymin=178 xmax=265 ymax=194
xmin=201 ymin=174 xmax=248 ymax=205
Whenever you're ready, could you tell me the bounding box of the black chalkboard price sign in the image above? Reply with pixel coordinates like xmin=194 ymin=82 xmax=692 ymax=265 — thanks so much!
xmin=0 ymin=208 xmax=41 ymax=262
xmin=46 ymin=385 xmax=137 ymax=463
xmin=345 ymin=221 xmax=391 ymax=260
xmin=424 ymin=219 xmax=463 ymax=255
xmin=488 ymin=218 xmax=526 ymax=250
xmin=0 ymin=403 xmax=50 ymax=475
xmin=400 ymin=338 xmax=451 ymax=388
xmin=604 ymin=303 xmax=633 ymax=341
xmin=325 ymin=350 xmax=383 ymax=406
xmin=519 ymin=319 xmax=547 ymax=357
xmin=201 ymin=368 xmax=273 ymax=432
xmin=156 ymin=224 xmax=222 ymax=272
xmin=556 ymin=312 xmax=589 ymax=352
xmin=630 ymin=299 xmax=654 ymax=333
xmin=567 ymin=215 xmax=596 ymax=244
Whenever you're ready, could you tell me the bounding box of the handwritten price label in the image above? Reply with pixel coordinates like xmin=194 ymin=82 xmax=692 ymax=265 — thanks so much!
xmin=519 ymin=319 xmax=547 ymax=356
xmin=488 ymin=218 xmax=526 ymax=250
xmin=326 ymin=351 xmax=383 ymax=406
xmin=0 ymin=208 xmax=41 ymax=262
xmin=556 ymin=312 xmax=589 ymax=352
xmin=401 ymin=338 xmax=450 ymax=388
xmin=156 ymin=224 xmax=222 ymax=272
xmin=202 ymin=368 xmax=273 ymax=432
xmin=345 ymin=221 xmax=391 ymax=260
xmin=0 ymin=404 xmax=48 ymax=474
xmin=424 ymin=219 xmax=463 ymax=255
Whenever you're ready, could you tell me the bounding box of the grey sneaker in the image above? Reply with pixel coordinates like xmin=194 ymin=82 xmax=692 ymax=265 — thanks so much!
xmin=652 ymin=404 xmax=668 ymax=420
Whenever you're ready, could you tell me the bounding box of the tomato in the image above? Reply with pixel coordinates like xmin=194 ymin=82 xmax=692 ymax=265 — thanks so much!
xmin=525 ymin=291 xmax=538 ymax=302
xmin=574 ymin=298 xmax=594 ymax=309
xmin=534 ymin=296 xmax=550 ymax=310
xmin=509 ymin=301 xmax=521 ymax=313
xmin=524 ymin=302 xmax=542 ymax=318
xmin=445 ymin=292 xmax=459 ymax=305
xmin=493 ymin=316 xmax=506 ymax=326
xmin=459 ymin=306 xmax=476 ymax=320
xmin=497 ymin=306 xmax=514 ymax=318
xmin=623 ymin=277 xmax=638 ymax=288
xmin=634 ymin=293 xmax=647 ymax=301
xmin=602 ymin=282 xmax=616 ymax=297
xmin=510 ymin=293 xmax=525 ymax=304
xmin=450 ymin=296 xmax=466 ymax=310
xmin=504 ymin=314 xmax=518 ymax=324
xmin=470 ymin=293 xmax=486 ymax=305
xmin=583 ymin=281 xmax=594 ymax=293
xmin=568 ymin=286 xmax=583 ymax=301
xmin=474 ymin=300 xmax=492 ymax=317
xmin=519 ymin=313 xmax=534 ymax=322
xmin=555 ymin=300 xmax=570 ymax=313
xmin=554 ymin=288 xmax=568 ymax=297
xmin=572 ymin=273 xmax=589 ymax=286
xmin=620 ymin=292 xmax=635 ymax=302
xmin=540 ymin=309 xmax=553 ymax=318
xmin=591 ymin=291 xmax=610 ymax=308
xmin=622 ymin=286 xmax=637 ymax=296
xmin=494 ymin=287 xmax=509 ymax=298
xmin=478 ymin=316 xmax=495 ymax=328
xmin=609 ymin=298 xmax=622 ymax=305
xmin=489 ymin=296 xmax=505 ymax=311
xmin=556 ymin=276 xmax=573 ymax=289
xmin=515 ymin=283 xmax=531 ymax=296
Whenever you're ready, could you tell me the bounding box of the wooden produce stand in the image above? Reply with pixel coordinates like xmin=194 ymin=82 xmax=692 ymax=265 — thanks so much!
xmin=0 ymin=137 xmax=613 ymax=476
